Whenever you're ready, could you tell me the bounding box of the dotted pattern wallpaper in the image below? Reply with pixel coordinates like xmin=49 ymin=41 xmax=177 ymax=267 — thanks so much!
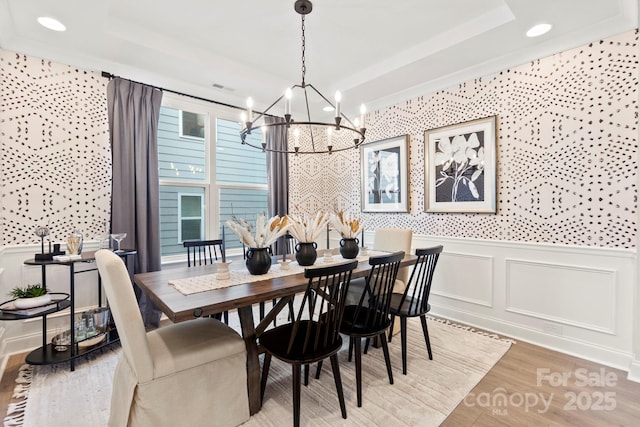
xmin=290 ymin=30 xmax=638 ymax=248
xmin=0 ymin=51 xmax=111 ymax=245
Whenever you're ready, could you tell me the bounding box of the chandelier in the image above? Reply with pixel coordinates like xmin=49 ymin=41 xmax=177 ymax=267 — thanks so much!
xmin=240 ymin=0 xmax=366 ymax=155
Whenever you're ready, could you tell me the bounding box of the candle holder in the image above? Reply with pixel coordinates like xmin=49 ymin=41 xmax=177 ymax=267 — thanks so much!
xmin=360 ymin=246 xmax=369 ymax=256
xmin=216 ymin=260 xmax=232 ymax=280
xmin=34 ymin=225 xmax=54 ymax=261
xmin=323 ymin=248 xmax=334 ymax=263
xmin=278 ymin=259 xmax=291 ymax=271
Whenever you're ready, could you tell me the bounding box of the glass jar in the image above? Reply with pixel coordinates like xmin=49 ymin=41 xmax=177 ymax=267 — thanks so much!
xmin=67 ymin=228 xmax=83 ymax=255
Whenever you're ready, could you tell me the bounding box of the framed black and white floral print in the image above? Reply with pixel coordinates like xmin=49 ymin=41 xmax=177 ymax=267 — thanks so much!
xmin=361 ymin=135 xmax=409 ymax=213
xmin=424 ymin=116 xmax=497 ymax=213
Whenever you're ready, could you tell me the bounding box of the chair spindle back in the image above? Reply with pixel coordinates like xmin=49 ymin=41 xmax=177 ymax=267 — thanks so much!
xmin=286 ymin=260 xmax=358 ymax=356
xmin=183 ymin=239 xmax=224 ymax=267
xmin=351 ymin=251 xmax=405 ymax=331
xmin=398 ymin=246 xmax=443 ymax=316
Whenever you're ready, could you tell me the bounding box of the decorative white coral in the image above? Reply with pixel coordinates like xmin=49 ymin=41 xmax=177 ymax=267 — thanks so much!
xmin=225 ymin=213 xmax=291 ymax=248
xmin=329 ymin=210 xmax=363 ymax=239
xmin=288 ymin=212 xmax=330 ymax=243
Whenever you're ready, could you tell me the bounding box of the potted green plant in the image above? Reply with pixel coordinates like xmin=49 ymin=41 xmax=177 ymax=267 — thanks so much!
xmin=9 ymin=283 xmax=51 ymax=309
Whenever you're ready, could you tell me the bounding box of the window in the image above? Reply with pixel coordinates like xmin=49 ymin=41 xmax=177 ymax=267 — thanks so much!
xmin=178 ymin=193 xmax=204 ymax=242
xmin=179 ymin=111 xmax=205 ymax=140
xmin=158 ymin=94 xmax=267 ymax=259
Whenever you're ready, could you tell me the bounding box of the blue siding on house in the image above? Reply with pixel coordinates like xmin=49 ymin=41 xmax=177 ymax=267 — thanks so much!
xmin=216 ymin=119 xmax=267 ymax=185
xmin=158 ymin=107 xmax=206 ymax=181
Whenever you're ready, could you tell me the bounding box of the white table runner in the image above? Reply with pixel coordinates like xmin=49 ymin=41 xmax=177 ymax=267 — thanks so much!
xmin=169 ymin=250 xmax=386 ymax=295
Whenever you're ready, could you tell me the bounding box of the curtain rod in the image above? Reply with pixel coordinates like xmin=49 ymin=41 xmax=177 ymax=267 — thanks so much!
xmin=101 ymin=71 xmax=274 ymax=117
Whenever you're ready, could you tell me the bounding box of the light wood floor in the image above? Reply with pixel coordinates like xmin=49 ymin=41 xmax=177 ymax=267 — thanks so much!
xmin=1 ymin=327 xmax=639 ymax=425
xmin=443 ymin=338 xmax=640 ymax=426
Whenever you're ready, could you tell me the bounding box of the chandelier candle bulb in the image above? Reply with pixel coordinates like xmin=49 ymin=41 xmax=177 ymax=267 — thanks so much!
xmin=359 ymin=104 xmax=367 ymax=129
xmin=285 ymin=88 xmax=292 ymax=116
xmin=334 ymin=91 xmax=341 ymax=118
xmin=246 ymin=97 xmax=254 ymax=123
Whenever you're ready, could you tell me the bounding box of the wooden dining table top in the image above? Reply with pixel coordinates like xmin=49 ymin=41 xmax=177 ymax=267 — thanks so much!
xmin=134 ymin=252 xmax=417 ymax=323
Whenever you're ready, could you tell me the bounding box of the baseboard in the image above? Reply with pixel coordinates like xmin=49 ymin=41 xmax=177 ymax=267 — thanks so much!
xmin=1 ymin=330 xmax=41 ymax=357
xmin=431 ymin=305 xmax=635 ymax=378
xmin=627 ymin=360 xmax=640 ymax=382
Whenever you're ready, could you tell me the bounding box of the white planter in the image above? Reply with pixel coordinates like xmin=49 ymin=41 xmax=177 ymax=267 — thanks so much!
xmin=14 ymin=294 xmax=52 ymax=309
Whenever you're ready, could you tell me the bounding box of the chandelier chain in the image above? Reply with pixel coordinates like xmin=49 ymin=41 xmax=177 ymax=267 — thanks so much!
xmin=239 ymin=0 xmax=366 ymax=154
xmin=301 ymin=15 xmax=306 ymax=86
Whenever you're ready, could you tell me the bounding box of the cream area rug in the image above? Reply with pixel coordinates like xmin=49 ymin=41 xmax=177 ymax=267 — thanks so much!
xmin=4 ymin=317 xmax=513 ymax=427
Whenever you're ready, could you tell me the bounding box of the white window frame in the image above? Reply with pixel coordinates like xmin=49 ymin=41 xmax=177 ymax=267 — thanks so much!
xmin=160 ymin=92 xmax=268 ymax=261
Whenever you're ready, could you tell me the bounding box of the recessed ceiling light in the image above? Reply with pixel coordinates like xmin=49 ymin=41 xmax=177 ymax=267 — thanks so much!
xmin=526 ymin=23 xmax=552 ymax=38
xmin=37 ymin=16 xmax=66 ymax=32
xmin=323 ymin=106 xmax=334 ymax=112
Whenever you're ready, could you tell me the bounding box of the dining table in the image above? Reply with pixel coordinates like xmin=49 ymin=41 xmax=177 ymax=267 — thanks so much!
xmin=133 ymin=250 xmax=417 ymax=415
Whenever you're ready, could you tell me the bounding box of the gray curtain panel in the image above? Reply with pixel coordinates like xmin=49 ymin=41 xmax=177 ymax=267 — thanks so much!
xmin=106 ymin=78 xmax=163 ymax=328
xmin=265 ymin=116 xmax=289 ymax=255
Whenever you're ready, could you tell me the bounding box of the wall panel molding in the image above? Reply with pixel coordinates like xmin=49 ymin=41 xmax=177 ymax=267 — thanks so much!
xmin=431 ymin=251 xmax=493 ymax=307
xmin=505 ymin=258 xmax=617 ymax=335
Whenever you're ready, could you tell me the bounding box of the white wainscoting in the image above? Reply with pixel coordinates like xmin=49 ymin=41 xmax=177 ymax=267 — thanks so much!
xmin=413 ymin=235 xmax=637 ymax=376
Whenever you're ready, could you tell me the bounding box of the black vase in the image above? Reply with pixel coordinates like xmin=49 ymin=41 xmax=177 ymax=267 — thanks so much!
xmin=295 ymin=242 xmax=317 ymax=266
xmin=339 ymin=237 xmax=360 ymax=259
xmin=245 ymin=247 xmax=272 ymax=275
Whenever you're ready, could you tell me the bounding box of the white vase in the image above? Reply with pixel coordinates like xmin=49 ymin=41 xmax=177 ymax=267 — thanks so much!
xmin=14 ymin=294 xmax=52 ymax=309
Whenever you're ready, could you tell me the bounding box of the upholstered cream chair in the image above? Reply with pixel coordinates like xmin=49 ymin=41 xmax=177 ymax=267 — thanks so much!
xmin=346 ymin=228 xmax=413 ymax=305
xmin=372 ymin=228 xmax=413 ymax=290
xmin=95 ymin=250 xmax=250 ymax=427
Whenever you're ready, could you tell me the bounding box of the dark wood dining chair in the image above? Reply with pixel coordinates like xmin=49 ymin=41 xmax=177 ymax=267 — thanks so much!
xmin=344 ymin=228 xmax=412 ymax=315
xmin=183 ymin=239 xmax=224 ymax=266
xmin=316 ymin=251 xmax=404 ymax=407
xmin=388 ymin=246 xmax=443 ymax=374
xmin=183 ymin=239 xmax=228 ymax=324
xmin=259 ymin=260 xmax=358 ymax=427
